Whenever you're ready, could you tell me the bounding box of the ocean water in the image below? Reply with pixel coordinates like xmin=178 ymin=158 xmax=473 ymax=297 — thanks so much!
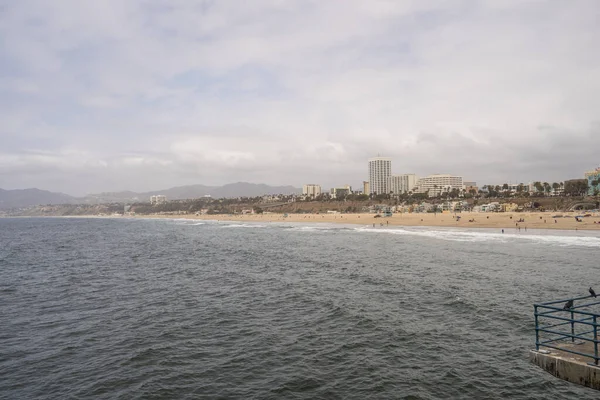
xmin=1 ymin=217 xmax=600 ymax=399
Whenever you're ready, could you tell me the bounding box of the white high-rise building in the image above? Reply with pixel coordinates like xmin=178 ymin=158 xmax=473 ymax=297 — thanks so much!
xmin=368 ymin=157 xmax=392 ymax=195
xmin=389 ymin=174 xmax=419 ymax=194
xmin=302 ymin=184 xmax=322 ymax=198
xmin=416 ymin=174 xmax=463 ymax=197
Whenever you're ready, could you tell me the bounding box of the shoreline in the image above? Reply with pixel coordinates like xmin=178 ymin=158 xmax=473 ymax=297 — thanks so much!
xmin=5 ymin=211 xmax=600 ymax=231
xmin=130 ymin=211 xmax=600 ymax=231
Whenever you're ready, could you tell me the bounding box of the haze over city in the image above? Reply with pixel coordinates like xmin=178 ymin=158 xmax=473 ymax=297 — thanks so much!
xmin=1 ymin=0 xmax=599 ymax=196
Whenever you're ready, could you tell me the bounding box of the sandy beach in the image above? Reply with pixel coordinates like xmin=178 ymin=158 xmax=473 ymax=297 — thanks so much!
xmin=138 ymin=211 xmax=600 ymax=231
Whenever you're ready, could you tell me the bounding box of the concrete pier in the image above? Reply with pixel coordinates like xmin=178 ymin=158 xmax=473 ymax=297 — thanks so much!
xmin=530 ymin=343 xmax=600 ymax=390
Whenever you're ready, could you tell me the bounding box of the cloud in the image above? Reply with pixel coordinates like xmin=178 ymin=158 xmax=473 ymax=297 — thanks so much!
xmin=0 ymin=0 xmax=599 ymax=196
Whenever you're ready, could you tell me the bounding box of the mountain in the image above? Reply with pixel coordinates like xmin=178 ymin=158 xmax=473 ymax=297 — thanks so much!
xmin=0 ymin=188 xmax=79 ymax=210
xmin=85 ymin=182 xmax=302 ymax=203
xmin=0 ymin=182 xmax=302 ymax=209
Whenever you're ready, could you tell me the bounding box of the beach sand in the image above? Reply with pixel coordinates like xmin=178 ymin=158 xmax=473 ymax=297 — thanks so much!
xmin=140 ymin=211 xmax=600 ymax=231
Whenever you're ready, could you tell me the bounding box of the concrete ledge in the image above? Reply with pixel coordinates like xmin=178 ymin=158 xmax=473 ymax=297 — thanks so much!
xmin=530 ymin=349 xmax=600 ymax=390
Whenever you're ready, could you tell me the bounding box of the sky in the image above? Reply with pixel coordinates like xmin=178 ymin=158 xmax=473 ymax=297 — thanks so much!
xmin=1 ymin=0 xmax=599 ymax=196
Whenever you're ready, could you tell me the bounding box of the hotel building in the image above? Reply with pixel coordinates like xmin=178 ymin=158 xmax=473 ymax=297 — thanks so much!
xmin=368 ymin=157 xmax=392 ymax=195
xmin=416 ymin=174 xmax=464 ymax=197
xmin=389 ymin=174 xmax=419 ymax=194
xmin=303 ymin=184 xmax=322 ymax=198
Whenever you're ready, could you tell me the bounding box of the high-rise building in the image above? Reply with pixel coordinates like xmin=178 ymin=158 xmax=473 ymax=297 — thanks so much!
xmin=416 ymin=174 xmax=463 ymax=197
xmin=389 ymin=174 xmax=419 ymax=194
xmin=303 ymin=184 xmax=322 ymax=198
xmin=368 ymin=157 xmax=391 ymax=195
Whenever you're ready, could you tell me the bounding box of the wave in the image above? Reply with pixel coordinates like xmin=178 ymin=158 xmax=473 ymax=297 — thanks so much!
xmin=353 ymin=227 xmax=600 ymax=247
xmin=220 ymin=224 xmax=266 ymax=228
xmin=291 ymin=226 xmax=347 ymax=232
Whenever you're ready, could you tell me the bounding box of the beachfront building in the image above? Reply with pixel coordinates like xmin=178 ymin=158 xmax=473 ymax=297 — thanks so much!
xmin=389 ymin=174 xmax=419 ymax=195
xmin=303 ymin=184 xmax=322 ymax=198
xmin=585 ymin=167 xmax=600 ymax=195
xmin=416 ymin=174 xmax=463 ymax=197
xmin=368 ymin=157 xmax=392 ymax=195
xmin=363 ymin=181 xmax=370 ymax=196
xmin=150 ymin=195 xmax=167 ymax=205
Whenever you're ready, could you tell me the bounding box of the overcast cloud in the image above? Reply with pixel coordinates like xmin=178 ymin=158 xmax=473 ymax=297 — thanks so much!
xmin=1 ymin=0 xmax=599 ymax=196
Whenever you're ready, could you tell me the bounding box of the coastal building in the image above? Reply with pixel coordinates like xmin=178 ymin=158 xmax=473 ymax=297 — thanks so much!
xmin=389 ymin=174 xmax=419 ymax=194
xmin=463 ymin=181 xmax=478 ymax=194
xmin=303 ymin=184 xmax=322 ymax=198
xmin=506 ymin=183 xmax=526 ymax=195
xmin=363 ymin=181 xmax=370 ymax=196
xmin=330 ymin=185 xmax=351 ymax=199
xmin=368 ymin=157 xmax=392 ymax=195
xmin=262 ymin=195 xmax=281 ymax=203
xmin=150 ymin=195 xmax=167 ymax=205
xmin=416 ymin=174 xmax=463 ymax=197
xmin=585 ymin=167 xmax=600 ymax=195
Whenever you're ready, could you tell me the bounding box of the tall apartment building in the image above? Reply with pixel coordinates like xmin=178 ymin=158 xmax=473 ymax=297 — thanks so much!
xmin=363 ymin=181 xmax=370 ymax=196
xmin=389 ymin=174 xmax=419 ymax=194
xmin=416 ymin=174 xmax=463 ymax=197
xmin=368 ymin=157 xmax=392 ymax=195
xmin=302 ymin=184 xmax=322 ymax=198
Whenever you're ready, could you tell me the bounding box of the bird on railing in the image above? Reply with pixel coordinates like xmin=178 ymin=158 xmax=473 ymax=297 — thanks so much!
xmin=563 ymin=299 xmax=574 ymax=310
xmin=590 ymin=287 xmax=597 ymax=298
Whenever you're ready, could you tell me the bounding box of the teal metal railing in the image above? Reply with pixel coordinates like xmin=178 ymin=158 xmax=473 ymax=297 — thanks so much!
xmin=534 ymin=294 xmax=600 ymax=365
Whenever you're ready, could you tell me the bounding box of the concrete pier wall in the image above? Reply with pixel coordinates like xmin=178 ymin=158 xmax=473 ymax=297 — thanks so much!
xmin=529 ymin=350 xmax=600 ymax=390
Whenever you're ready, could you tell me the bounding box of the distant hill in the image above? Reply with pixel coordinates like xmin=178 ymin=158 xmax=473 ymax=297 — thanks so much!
xmin=85 ymin=182 xmax=302 ymax=203
xmin=0 ymin=182 xmax=302 ymax=209
xmin=0 ymin=188 xmax=79 ymax=210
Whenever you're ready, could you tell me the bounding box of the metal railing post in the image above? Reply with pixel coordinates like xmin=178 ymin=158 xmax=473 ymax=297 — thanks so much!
xmin=594 ymin=315 xmax=598 ymax=365
xmin=535 ymin=305 xmax=540 ymax=350
xmin=571 ymin=309 xmax=575 ymax=342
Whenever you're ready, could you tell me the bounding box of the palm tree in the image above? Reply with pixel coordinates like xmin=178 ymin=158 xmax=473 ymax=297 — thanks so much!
xmin=543 ymin=182 xmax=551 ymax=196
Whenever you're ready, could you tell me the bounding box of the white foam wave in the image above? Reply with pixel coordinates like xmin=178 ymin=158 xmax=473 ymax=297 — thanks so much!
xmin=292 ymin=226 xmax=337 ymax=232
xmin=353 ymin=227 xmax=600 ymax=247
xmin=221 ymin=224 xmax=266 ymax=228
xmin=169 ymin=218 xmax=202 ymax=224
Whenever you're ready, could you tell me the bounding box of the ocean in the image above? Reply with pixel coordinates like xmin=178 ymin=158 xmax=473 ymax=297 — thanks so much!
xmin=1 ymin=217 xmax=600 ymax=399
